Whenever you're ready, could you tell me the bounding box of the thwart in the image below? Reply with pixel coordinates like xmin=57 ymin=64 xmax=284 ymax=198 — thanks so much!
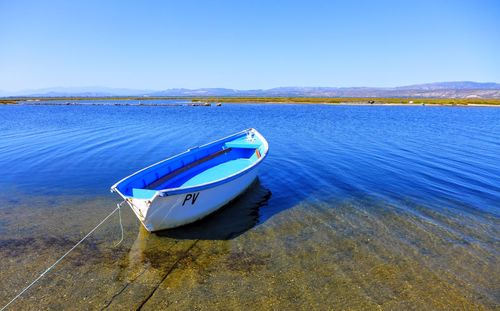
xmin=111 ymin=128 xmax=269 ymax=232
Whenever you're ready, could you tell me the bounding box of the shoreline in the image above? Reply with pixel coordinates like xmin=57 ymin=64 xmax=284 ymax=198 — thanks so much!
xmin=1 ymin=97 xmax=500 ymax=107
xmin=218 ymin=101 xmax=500 ymax=107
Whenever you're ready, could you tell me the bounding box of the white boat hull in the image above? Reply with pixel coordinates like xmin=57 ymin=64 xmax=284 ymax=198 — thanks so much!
xmin=128 ymin=167 xmax=259 ymax=231
xmin=111 ymin=128 xmax=269 ymax=233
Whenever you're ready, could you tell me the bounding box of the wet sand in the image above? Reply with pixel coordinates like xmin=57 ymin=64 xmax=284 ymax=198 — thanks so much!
xmin=1 ymin=184 xmax=498 ymax=310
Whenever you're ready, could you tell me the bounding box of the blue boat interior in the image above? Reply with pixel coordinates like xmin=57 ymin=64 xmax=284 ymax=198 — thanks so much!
xmin=116 ymin=131 xmax=265 ymax=199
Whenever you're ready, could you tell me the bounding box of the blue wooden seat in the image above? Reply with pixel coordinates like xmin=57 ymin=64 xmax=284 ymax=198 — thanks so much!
xmin=224 ymin=136 xmax=262 ymax=149
xmin=132 ymin=188 xmax=157 ymax=199
xmin=180 ymin=158 xmax=253 ymax=187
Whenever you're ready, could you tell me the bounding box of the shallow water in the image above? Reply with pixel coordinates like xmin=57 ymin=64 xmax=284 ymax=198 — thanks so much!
xmin=0 ymin=102 xmax=499 ymax=309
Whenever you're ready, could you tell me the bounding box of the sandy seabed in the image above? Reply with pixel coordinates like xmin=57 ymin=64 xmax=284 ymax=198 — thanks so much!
xmin=0 ymin=184 xmax=498 ymax=310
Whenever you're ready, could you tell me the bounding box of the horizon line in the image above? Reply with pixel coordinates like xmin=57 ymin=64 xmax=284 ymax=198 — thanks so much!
xmin=2 ymin=80 xmax=500 ymax=94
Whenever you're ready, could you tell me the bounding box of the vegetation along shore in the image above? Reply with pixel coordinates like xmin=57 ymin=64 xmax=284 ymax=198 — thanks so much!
xmin=1 ymin=97 xmax=500 ymax=106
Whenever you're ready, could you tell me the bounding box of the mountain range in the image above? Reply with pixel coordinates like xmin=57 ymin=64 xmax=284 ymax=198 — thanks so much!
xmin=2 ymin=81 xmax=500 ymax=98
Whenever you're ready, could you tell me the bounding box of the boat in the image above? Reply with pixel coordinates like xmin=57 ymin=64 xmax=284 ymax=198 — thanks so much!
xmin=111 ymin=128 xmax=269 ymax=232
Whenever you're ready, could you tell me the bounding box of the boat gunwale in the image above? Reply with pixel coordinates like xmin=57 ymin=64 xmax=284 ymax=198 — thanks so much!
xmin=110 ymin=128 xmax=268 ymax=198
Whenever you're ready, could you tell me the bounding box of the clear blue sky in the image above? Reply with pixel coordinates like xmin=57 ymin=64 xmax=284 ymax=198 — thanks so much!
xmin=1 ymin=0 xmax=499 ymax=91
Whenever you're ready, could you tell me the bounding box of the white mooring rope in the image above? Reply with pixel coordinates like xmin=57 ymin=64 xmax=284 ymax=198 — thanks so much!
xmin=114 ymin=202 xmax=124 ymax=247
xmin=1 ymin=202 xmax=125 ymax=311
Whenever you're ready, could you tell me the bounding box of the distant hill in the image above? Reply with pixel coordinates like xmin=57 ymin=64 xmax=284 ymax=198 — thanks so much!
xmin=395 ymin=81 xmax=500 ymax=90
xmin=148 ymin=82 xmax=500 ymax=98
xmin=3 ymin=82 xmax=500 ymax=98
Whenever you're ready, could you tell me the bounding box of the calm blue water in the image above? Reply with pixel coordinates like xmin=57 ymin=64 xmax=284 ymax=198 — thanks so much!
xmin=1 ymin=102 xmax=499 ymax=216
xmin=0 ymin=101 xmax=499 ymax=308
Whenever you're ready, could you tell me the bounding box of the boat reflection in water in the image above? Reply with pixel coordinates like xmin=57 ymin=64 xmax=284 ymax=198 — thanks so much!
xmin=126 ymin=179 xmax=271 ymax=269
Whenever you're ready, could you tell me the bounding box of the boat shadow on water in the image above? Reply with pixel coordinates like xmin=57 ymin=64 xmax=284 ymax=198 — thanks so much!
xmin=154 ymin=179 xmax=272 ymax=240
